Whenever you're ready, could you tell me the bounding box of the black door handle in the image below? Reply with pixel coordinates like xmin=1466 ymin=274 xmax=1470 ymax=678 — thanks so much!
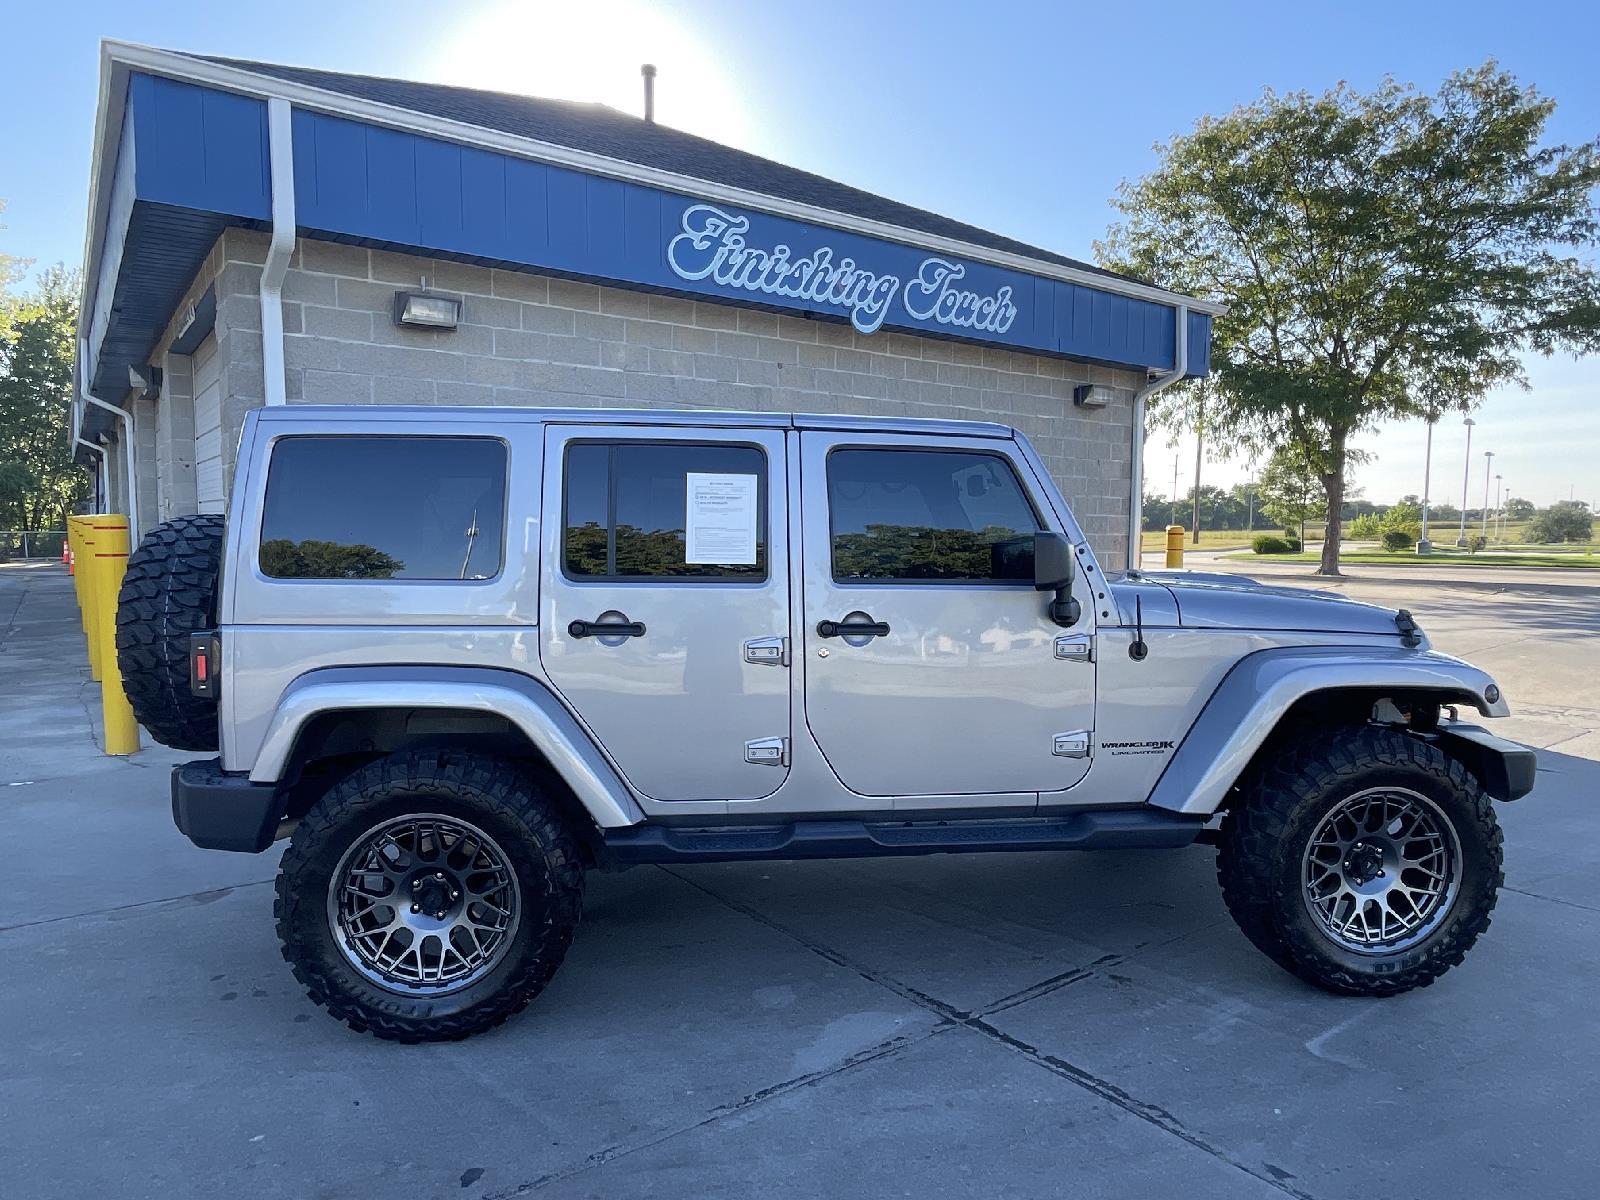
xmin=568 ymin=618 xmax=647 ymax=639
xmin=817 ymin=617 xmax=891 ymax=639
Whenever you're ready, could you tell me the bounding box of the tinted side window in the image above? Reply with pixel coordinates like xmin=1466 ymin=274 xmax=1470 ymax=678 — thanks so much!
xmin=259 ymin=437 xmax=506 ymax=580
xmin=563 ymin=442 xmax=767 ymax=580
xmin=828 ymin=449 xmax=1041 ymax=583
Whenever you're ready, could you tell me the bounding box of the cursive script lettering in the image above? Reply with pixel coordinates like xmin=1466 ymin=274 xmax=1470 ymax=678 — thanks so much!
xmin=666 ymin=204 xmax=1019 ymax=338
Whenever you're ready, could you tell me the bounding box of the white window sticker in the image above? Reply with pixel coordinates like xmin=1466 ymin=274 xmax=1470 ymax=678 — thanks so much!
xmin=684 ymin=472 xmax=759 ymax=565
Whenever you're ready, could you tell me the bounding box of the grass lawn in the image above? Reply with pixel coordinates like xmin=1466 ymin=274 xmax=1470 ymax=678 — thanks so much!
xmin=1222 ymin=548 xmax=1600 ymax=569
xmin=1140 ymin=529 xmax=1260 ymax=552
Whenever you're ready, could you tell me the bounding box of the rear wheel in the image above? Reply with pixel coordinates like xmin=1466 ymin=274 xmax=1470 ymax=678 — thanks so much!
xmin=1217 ymin=725 xmax=1503 ymax=996
xmin=275 ymin=750 xmax=584 ymax=1041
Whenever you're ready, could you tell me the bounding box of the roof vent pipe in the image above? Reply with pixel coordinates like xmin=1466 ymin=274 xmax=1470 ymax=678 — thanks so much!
xmin=641 ymin=64 xmax=657 ymax=123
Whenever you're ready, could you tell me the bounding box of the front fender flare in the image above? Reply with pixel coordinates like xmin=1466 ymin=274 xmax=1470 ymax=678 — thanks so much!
xmin=248 ymin=666 xmax=645 ymax=829
xmin=1146 ymin=646 xmax=1509 ymax=816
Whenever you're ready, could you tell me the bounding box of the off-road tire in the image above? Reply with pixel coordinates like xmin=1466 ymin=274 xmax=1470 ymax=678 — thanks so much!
xmin=115 ymin=513 xmax=226 ymax=751
xmin=275 ymin=750 xmax=584 ymax=1042
xmin=1217 ymin=725 xmax=1503 ymax=996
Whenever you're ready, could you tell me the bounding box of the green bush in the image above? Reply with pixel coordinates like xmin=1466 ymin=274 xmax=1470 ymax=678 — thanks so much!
xmin=1468 ymin=534 xmax=1487 ymax=553
xmin=1285 ymin=536 xmax=1302 ymax=552
xmin=1252 ymin=534 xmax=1292 ymax=554
xmin=1381 ymin=529 xmax=1414 ymax=552
xmin=1347 ymin=513 xmax=1383 ymax=539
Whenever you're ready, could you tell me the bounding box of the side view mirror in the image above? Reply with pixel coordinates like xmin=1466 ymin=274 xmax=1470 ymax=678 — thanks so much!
xmin=1033 ymin=531 xmax=1080 ymax=627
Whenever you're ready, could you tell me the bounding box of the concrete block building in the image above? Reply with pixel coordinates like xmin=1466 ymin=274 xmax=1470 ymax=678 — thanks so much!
xmin=72 ymin=43 xmax=1219 ymax=568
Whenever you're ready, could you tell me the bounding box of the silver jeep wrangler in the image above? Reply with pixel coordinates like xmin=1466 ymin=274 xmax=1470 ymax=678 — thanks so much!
xmin=115 ymin=404 xmax=1534 ymax=1041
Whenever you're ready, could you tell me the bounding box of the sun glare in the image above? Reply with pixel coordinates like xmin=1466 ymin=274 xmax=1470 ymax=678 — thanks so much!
xmin=428 ymin=0 xmax=757 ymax=149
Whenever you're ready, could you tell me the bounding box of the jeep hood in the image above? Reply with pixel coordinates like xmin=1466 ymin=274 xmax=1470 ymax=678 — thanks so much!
xmin=1114 ymin=572 xmax=1410 ymax=637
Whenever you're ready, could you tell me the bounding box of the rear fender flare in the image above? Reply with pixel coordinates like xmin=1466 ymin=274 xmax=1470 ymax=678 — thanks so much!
xmin=248 ymin=665 xmax=644 ymax=829
xmin=1145 ymin=646 xmax=1509 ymax=816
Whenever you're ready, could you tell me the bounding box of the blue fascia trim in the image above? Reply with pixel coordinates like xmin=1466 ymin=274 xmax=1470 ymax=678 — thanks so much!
xmin=100 ymin=74 xmax=1210 ymax=390
xmin=292 ymin=107 xmax=1207 ymax=377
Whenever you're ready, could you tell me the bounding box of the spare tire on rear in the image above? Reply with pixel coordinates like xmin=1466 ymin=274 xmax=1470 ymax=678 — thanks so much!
xmin=116 ymin=514 xmax=226 ymax=751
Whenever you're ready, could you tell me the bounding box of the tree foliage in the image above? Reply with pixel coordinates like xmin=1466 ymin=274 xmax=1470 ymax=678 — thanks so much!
xmin=1526 ymin=501 xmax=1594 ymax=543
xmin=258 ymin=539 xmax=405 ymax=579
xmin=1101 ymin=64 xmax=1600 ymax=574
xmin=1256 ymin=448 xmax=1323 ymax=540
xmin=0 ymin=265 xmax=88 ymax=530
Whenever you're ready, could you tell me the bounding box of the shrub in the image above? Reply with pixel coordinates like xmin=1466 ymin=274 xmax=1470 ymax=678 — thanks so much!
xmin=1347 ymin=513 xmax=1383 ymax=539
xmin=1528 ymin=502 xmax=1594 ymax=544
xmin=1285 ymin=536 xmax=1303 ymax=552
xmin=1381 ymin=529 xmax=1414 ymax=552
xmin=1468 ymin=534 xmax=1487 ymax=553
xmin=1252 ymin=534 xmax=1292 ymax=554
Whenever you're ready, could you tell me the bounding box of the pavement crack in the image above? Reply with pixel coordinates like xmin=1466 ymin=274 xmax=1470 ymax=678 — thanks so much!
xmin=965 ymin=1014 xmax=1318 ymax=1200
xmin=481 ymin=1025 xmax=948 ymax=1198
xmin=1502 ymin=884 xmax=1600 ymax=914
xmin=0 ymin=879 xmax=274 ymax=933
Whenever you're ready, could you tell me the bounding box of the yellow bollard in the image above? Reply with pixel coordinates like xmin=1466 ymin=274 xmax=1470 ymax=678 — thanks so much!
xmin=71 ymin=517 xmax=103 ymax=681
xmin=88 ymin=515 xmax=140 ymax=755
xmin=1165 ymin=525 xmax=1186 ymax=569
xmin=67 ymin=516 xmax=90 ymax=626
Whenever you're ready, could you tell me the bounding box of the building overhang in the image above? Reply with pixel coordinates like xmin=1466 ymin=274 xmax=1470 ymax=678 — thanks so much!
xmin=75 ymin=40 xmax=1222 ymax=461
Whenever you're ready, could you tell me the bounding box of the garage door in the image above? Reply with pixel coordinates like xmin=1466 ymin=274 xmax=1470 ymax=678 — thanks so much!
xmin=193 ymin=333 xmax=225 ymax=514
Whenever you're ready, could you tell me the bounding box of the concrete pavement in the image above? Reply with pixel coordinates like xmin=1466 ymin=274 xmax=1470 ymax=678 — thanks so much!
xmin=3 ymin=559 xmax=1598 ymax=1199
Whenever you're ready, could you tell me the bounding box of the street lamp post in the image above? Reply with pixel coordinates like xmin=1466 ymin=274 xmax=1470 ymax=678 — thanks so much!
xmin=1493 ymin=473 xmax=1502 ymax=544
xmin=1456 ymin=417 xmax=1476 ymax=547
xmin=1480 ymin=451 xmax=1495 ymax=543
xmin=1500 ymin=481 xmax=1509 ymax=542
xmin=1418 ymin=414 xmax=1436 ymax=553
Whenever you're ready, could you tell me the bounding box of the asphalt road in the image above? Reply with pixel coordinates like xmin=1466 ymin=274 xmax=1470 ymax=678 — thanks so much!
xmin=3 ymin=559 xmax=1597 ymax=1200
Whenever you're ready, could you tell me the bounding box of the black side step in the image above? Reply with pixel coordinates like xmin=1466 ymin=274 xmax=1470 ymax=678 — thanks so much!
xmin=602 ymin=810 xmax=1205 ymax=866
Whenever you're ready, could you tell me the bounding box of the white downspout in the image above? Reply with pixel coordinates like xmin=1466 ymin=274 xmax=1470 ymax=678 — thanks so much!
xmin=78 ymin=340 xmax=138 ymax=545
xmin=1127 ymin=303 xmax=1189 ymax=571
xmin=76 ymin=437 xmax=106 ymax=514
xmin=261 ymin=96 xmax=295 ymax=406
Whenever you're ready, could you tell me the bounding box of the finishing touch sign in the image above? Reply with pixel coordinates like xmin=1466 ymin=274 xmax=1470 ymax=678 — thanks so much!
xmin=666 ymin=204 xmax=1020 ymax=337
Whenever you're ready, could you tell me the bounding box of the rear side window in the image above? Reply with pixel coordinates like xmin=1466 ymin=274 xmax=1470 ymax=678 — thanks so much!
xmin=259 ymin=436 xmax=506 ymax=580
xmin=827 ymin=448 xmax=1041 ymax=583
xmin=563 ymin=442 xmax=767 ymax=580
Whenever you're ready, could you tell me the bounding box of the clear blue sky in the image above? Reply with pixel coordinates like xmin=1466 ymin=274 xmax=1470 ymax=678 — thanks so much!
xmin=3 ymin=0 xmax=1597 ymax=508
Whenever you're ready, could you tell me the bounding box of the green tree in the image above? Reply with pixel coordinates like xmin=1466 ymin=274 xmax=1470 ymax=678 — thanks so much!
xmin=0 ymin=265 xmax=88 ymax=530
xmin=1257 ymin=448 xmax=1322 ymax=544
xmin=259 ymin=539 xmax=405 ymax=579
xmin=1505 ymin=496 xmax=1536 ymax=520
xmin=1100 ymin=64 xmax=1600 ymax=574
xmin=1526 ymin=501 xmax=1594 ymax=544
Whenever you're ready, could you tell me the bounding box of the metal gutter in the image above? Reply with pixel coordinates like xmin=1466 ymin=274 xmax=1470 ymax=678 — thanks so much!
xmin=260 ymin=96 xmax=295 ymax=406
xmin=94 ymin=39 xmax=1227 ymax=320
xmin=78 ymin=339 xmax=138 ymax=544
xmin=1127 ymin=304 xmax=1188 ymax=570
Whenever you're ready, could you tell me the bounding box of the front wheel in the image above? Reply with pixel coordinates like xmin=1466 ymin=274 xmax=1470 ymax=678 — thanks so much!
xmin=1217 ymin=725 xmax=1503 ymax=996
xmin=275 ymin=750 xmax=584 ymax=1041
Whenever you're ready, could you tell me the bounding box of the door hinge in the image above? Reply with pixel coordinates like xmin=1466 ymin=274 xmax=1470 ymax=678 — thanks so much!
xmin=1053 ymin=634 xmax=1094 ymax=663
xmin=1052 ymin=730 xmax=1092 ymax=759
xmin=744 ymin=736 xmax=790 ymax=767
xmin=743 ymin=636 xmax=790 ymax=667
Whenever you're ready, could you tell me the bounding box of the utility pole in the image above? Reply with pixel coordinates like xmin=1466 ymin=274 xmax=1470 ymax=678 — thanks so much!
xmin=1246 ymin=485 xmax=1255 ymax=533
xmin=1481 ymin=451 xmax=1495 ymax=542
xmin=1191 ymin=390 xmax=1204 ymax=545
xmin=1456 ymin=417 xmax=1476 ymax=547
xmin=1417 ymin=414 xmax=1435 ymax=553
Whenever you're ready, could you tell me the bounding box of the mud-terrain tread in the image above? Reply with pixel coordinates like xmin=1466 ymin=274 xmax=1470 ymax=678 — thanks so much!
xmin=114 ymin=514 xmax=226 ymax=751
xmin=274 ymin=750 xmax=584 ymax=1043
xmin=1217 ymin=724 xmax=1503 ymax=996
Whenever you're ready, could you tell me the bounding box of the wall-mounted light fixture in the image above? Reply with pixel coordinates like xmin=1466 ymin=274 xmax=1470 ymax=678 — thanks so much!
xmin=1073 ymin=383 xmax=1115 ymax=409
xmin=392 ymin=291 xmax=461 ymax=330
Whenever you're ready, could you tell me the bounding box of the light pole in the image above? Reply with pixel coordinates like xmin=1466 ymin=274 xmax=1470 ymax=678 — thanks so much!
xmin=1456 ymin=417 xmax=1476 ymax=547
xmin=1500 ymin=481 xmax=1509 ymax=542
xmin=1418 ymin=414 xmax=1436 ymax=553
xmin=1480 ymin=451 xmax=1495 ymax=543
xmin=1493 ymin=474 xmax=1502 ymax=544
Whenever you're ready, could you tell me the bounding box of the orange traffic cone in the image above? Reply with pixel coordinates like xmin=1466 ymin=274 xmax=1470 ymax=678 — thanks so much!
xmin=66 ymin=547 xmax=74 ymax=575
